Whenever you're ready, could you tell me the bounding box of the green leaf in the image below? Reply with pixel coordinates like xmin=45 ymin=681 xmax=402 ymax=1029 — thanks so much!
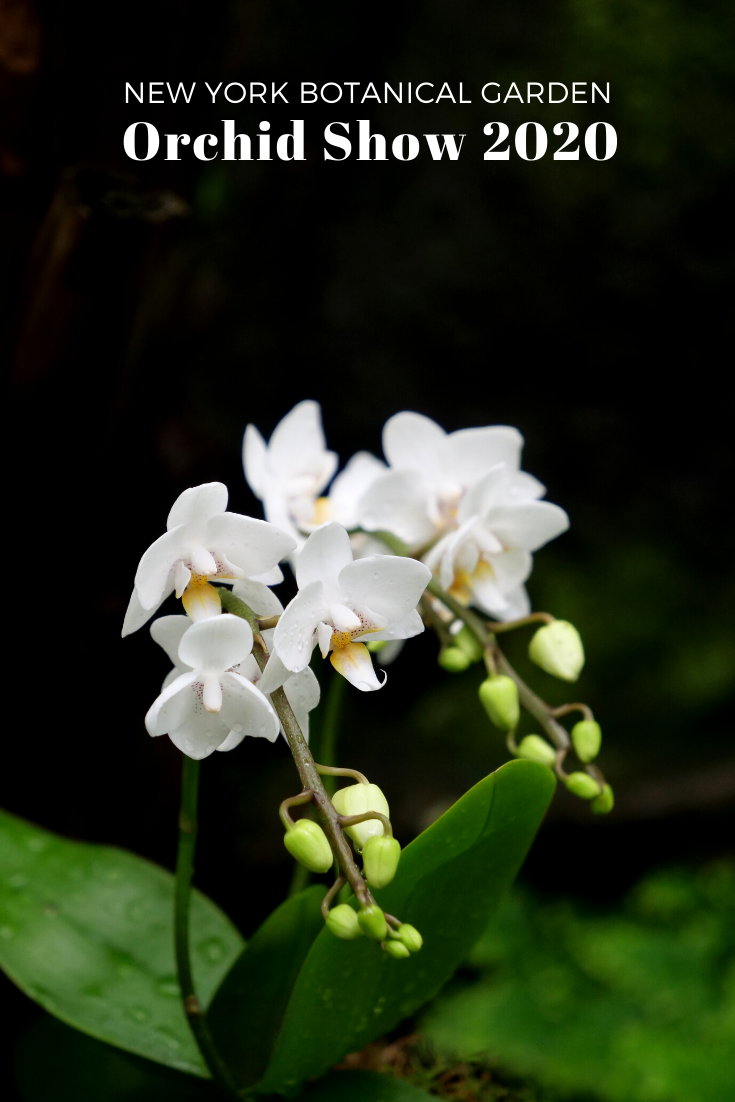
xmin=256 ymin=760 xmax=555 ymax=1095
xmin=0 ymin=808 xmax=243 ymax=1077
xmin=303 ymin=1070 xmax=435 ymax=1102
xmin=207 ymin=885 xmax=326 ymax=1087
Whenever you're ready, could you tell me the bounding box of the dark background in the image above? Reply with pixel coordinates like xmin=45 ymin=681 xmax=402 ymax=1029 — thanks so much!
xmin=1 ymin=0 xmax=733 ymax=1092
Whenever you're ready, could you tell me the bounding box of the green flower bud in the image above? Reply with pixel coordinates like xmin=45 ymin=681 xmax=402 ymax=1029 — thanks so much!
xmin=397 ymin=924 xmax=423 ymax=953
xmin=362 ymin=835 xmax=401 ymax=889
xmin=332 ymin=783 xmax=390 ymax=849
xmin=528 ymin=621 xmax=585 ymax=682
xmin=454 ymin=626 xmax=484 ymax=663
xmin=516 ymin=735 xmax=557 ymax=767
xmin=384 ymin=939 xmax=411 ymax=959
xmin=357 ymin=904 xmax=388 ymax=941
xmin=325 ymin=903 xmax=363 ymax=940
xmin=565 ymin=771 xmax=602 ymax=800
xmin=592 ymin=784 xmax=615 ymax=815
xmin=367 ymin=640 xmax=388 ymax=653
xmin=478 ymin=676 xmax=520 ymax=731
xmin=438 ymin=647 xmax=472 ymax=673
xmin=571 ymin=720 xmax=602 ymax=763
xmin=283 ymin=819 xmax=334 ymax=874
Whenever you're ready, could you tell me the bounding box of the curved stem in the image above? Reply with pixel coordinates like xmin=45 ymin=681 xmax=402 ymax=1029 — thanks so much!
xmin=315 ymin=762 xmax=369 ymax=786
xmin=338 ymin=810 xmax=393 ymax=837
xmin=174 ymin=757 xmax=239 ymax=1096
xmin=485 ymin=612 xmax=555 ymax=632
xmin=218 ymin=588 xmax=372 ymax=909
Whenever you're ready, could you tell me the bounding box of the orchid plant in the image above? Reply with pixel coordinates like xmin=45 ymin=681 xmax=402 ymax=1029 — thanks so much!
xmin=0 ymin=401 xmax=613 ymax=1100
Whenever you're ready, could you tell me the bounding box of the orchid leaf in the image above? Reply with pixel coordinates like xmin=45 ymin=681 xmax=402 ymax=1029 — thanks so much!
xmin=207 ymin=885 xmax=326 ymax=1087
xmin=255 ymin=760 xmax=555 ymax=1095
xmin=0 ymin=808 xmax=243 ymax=1077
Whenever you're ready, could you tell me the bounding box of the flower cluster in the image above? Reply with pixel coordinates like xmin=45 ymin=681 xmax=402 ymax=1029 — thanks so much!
xmin=123 ymin=402 xmax=573 ymax=761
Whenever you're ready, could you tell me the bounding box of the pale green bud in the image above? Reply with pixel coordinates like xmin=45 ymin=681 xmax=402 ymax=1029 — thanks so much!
xmin=454 ymin=626 xmax=484 ymax=663
xmin=384 ymin=939 xmax=411 ymax=959
xmin=283 ymin=819 xmax=333 ymax=874
xmin=397 ymin=924 xmax=423 ymax=953
xmin=528 ymin=621 xmax=585 ymax=682
xmin=367 ymin=640 xmax=388 ymax=653
xmin=592 ymin=784 xmax=615 ymax=815
xmin=362 ymin=835 xmax=401 ymax=889
xmin=572 ymin=720 xmax=602 ymax=763
xmin=565 ymin=771 xmax=602 ymax=800
xmin=478 ymin=676 xmax=520 ymax=731
xmin=438 ymin=647 xmax=472 ymax=672
xmin=357 ymin=904 xmax=388 ymax=941
xmin=325 ymin=903 xmax=363 ymax=940
xmin=516 ymin=734 xmax=557 ymax=767
xmin=332 ymin=783 xmax=390 ymax=849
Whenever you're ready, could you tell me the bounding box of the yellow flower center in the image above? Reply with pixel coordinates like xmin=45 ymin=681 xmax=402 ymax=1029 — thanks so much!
xmin=331 ymin=630 xmax=353 ymax=650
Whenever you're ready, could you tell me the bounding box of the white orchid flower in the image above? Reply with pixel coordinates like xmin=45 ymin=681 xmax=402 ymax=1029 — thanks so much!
xmin=424 ymin=465 xmax=569 ymax=619
xmin=243 ymin=401 xmax=338 ymax=553
xmin=145 ymin=614 xmax=280 ymax=760
xmin=122 ymin=482 xmax=295 ymax=636
xmin=325 ymin=451 xmax=386 ymax=530
xmin=259 ymin=522 xmax=431 ymax=693
xmin=358 ymin=412 xmax=540 ymax=549
xmin=150 ymin=610 xmax=320 ymax=750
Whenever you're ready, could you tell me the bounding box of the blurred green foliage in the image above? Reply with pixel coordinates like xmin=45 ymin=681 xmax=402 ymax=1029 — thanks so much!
xmin=423 ymin=863 xmax=735 ymax=1102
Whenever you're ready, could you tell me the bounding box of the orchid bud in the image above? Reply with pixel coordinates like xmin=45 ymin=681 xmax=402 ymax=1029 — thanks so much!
xmin=592 ymin=784 xmax=615 ymax=815
xmin=454 ymin=626 xmax=484 ymax=663
xmin=332 ymin=783 xmax=390 ymax=848
xmin=516 ymin=735 xmax=557 ymax=767
xmin=384 ymin=939 xmax=411 ymax=959
xmin=439 ymin=647 xmax=472 ymax=673
xmin=478 ymin=676 xmax=520 ymax=731
xmin=397 ymin=924 xmax=423 ymax=953
xmin=564 ymin=771 xmax=602 ymax=800
xmin=325 ymin=903 xmax=363 ymax=940
xmin=528 ymin=621 xmax=585 ymax=682
xmin=283 ymin=819 xmax=333 ymax=874
xmin=572 ymin=720 xmax=602 ymax=763
xmin=358 ymin=904 xmax=388 ymax=940
xmin=362 ymin=835 xmax=401 ymax=889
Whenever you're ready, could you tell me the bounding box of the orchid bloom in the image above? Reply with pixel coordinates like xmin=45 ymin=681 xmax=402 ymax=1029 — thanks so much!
xmin=122 ymin=482 xmax=295 ymax=636
xmin=423 ymin=465 xmax=569 ymax=619
xmin=151 ymin=608 xmax=320 ymax=748
xmin=357 ymin=412 xmax=540 ymax=549
xmin=243 ymin=401 xmax=338 ymax=552
xmin=145 ymin=614 xmax=280 ymax=760
xmin=259 ymin=522 xmax=431 ymax=692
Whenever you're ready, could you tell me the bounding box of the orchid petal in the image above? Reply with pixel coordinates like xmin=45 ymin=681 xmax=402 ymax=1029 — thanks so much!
xmin=330 ymin=641 xmax=386 ymax=692
xmin=243 ymin=424 xmax=268 ymax=498
xmin=174 ymin=559 xmax=191 ymax=598
xmin=232 ymin=578 xmax=284 ymax=617
xmin=296 ymin=523 xmax=353 ymax=594
xmin=258 ymin=650 xmax=291 ymax=693
xmin=166 ymin=483 xmax=228 ymax=533
xmin=150 ymin=615 xmax=192 ymax=667
xmin=328 ymin=451 xmax=386 ymax=528
xmin=458 ymin=466 xmax=509 ymax=523
xmin=317 ymin=621 xmax=333 ymax=658
xmin=178 ymin=614 xmax=253 ymax=674
xmin=206 ymin=513 xmax=296 ymax=576
xmin=362 ymin=609 xmax=424 ymax=642
xmin=249 ymin=564 xmax=284 ymax=586
xmin=487 ymin=549 xmax=533 ymax=593
xmin=121 ymin=582 xmax=172 ymax=637
xmin=202 ymin=673 xmax=223 ymax=712
xmin=282 ymin=666 xmax=321 ymax=741
xmin=445 ymin=426 xmax=523 ymax=485
xmin=134 ymin=526 xmax=187 ymax=609
xmin=330 ymin=603 xmax=362 ymax=633
xmin=338 ymin=554 xmax=431 ymax=623
xmin=382 ymin=411 xmax=446 ymax=474
xmin=145 ymin=671 xmax=198 ymax=737
xmin=216 ymin=729 xmax=245 ymax=752
xmin=181 ymin=582 xmax=222 ymax=622
xmin=189 ymin=546 xmax=218 ymax=576
xmin=272 ymin=580 xmax=325 ymax=672
xmin=219 ymin=672 xmax=280 ymax=742
xmin=167 ymin=709 xmax=231 ymax=760
xmin=487 ymin=501 xmax=570 ymax=551
xmin=357 ymin=470 xmax=436 ymax=546
xmin=268 ymin=400 xmax=336 ymax=483
xmin=508 ymin=471 xmax=546 ymax=501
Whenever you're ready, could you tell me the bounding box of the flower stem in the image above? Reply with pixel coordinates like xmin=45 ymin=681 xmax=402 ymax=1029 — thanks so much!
xmin=174 ymin=756 xmax=240 ymax=1096
xmin=218 ymin=588 xmax=372 ymax=908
